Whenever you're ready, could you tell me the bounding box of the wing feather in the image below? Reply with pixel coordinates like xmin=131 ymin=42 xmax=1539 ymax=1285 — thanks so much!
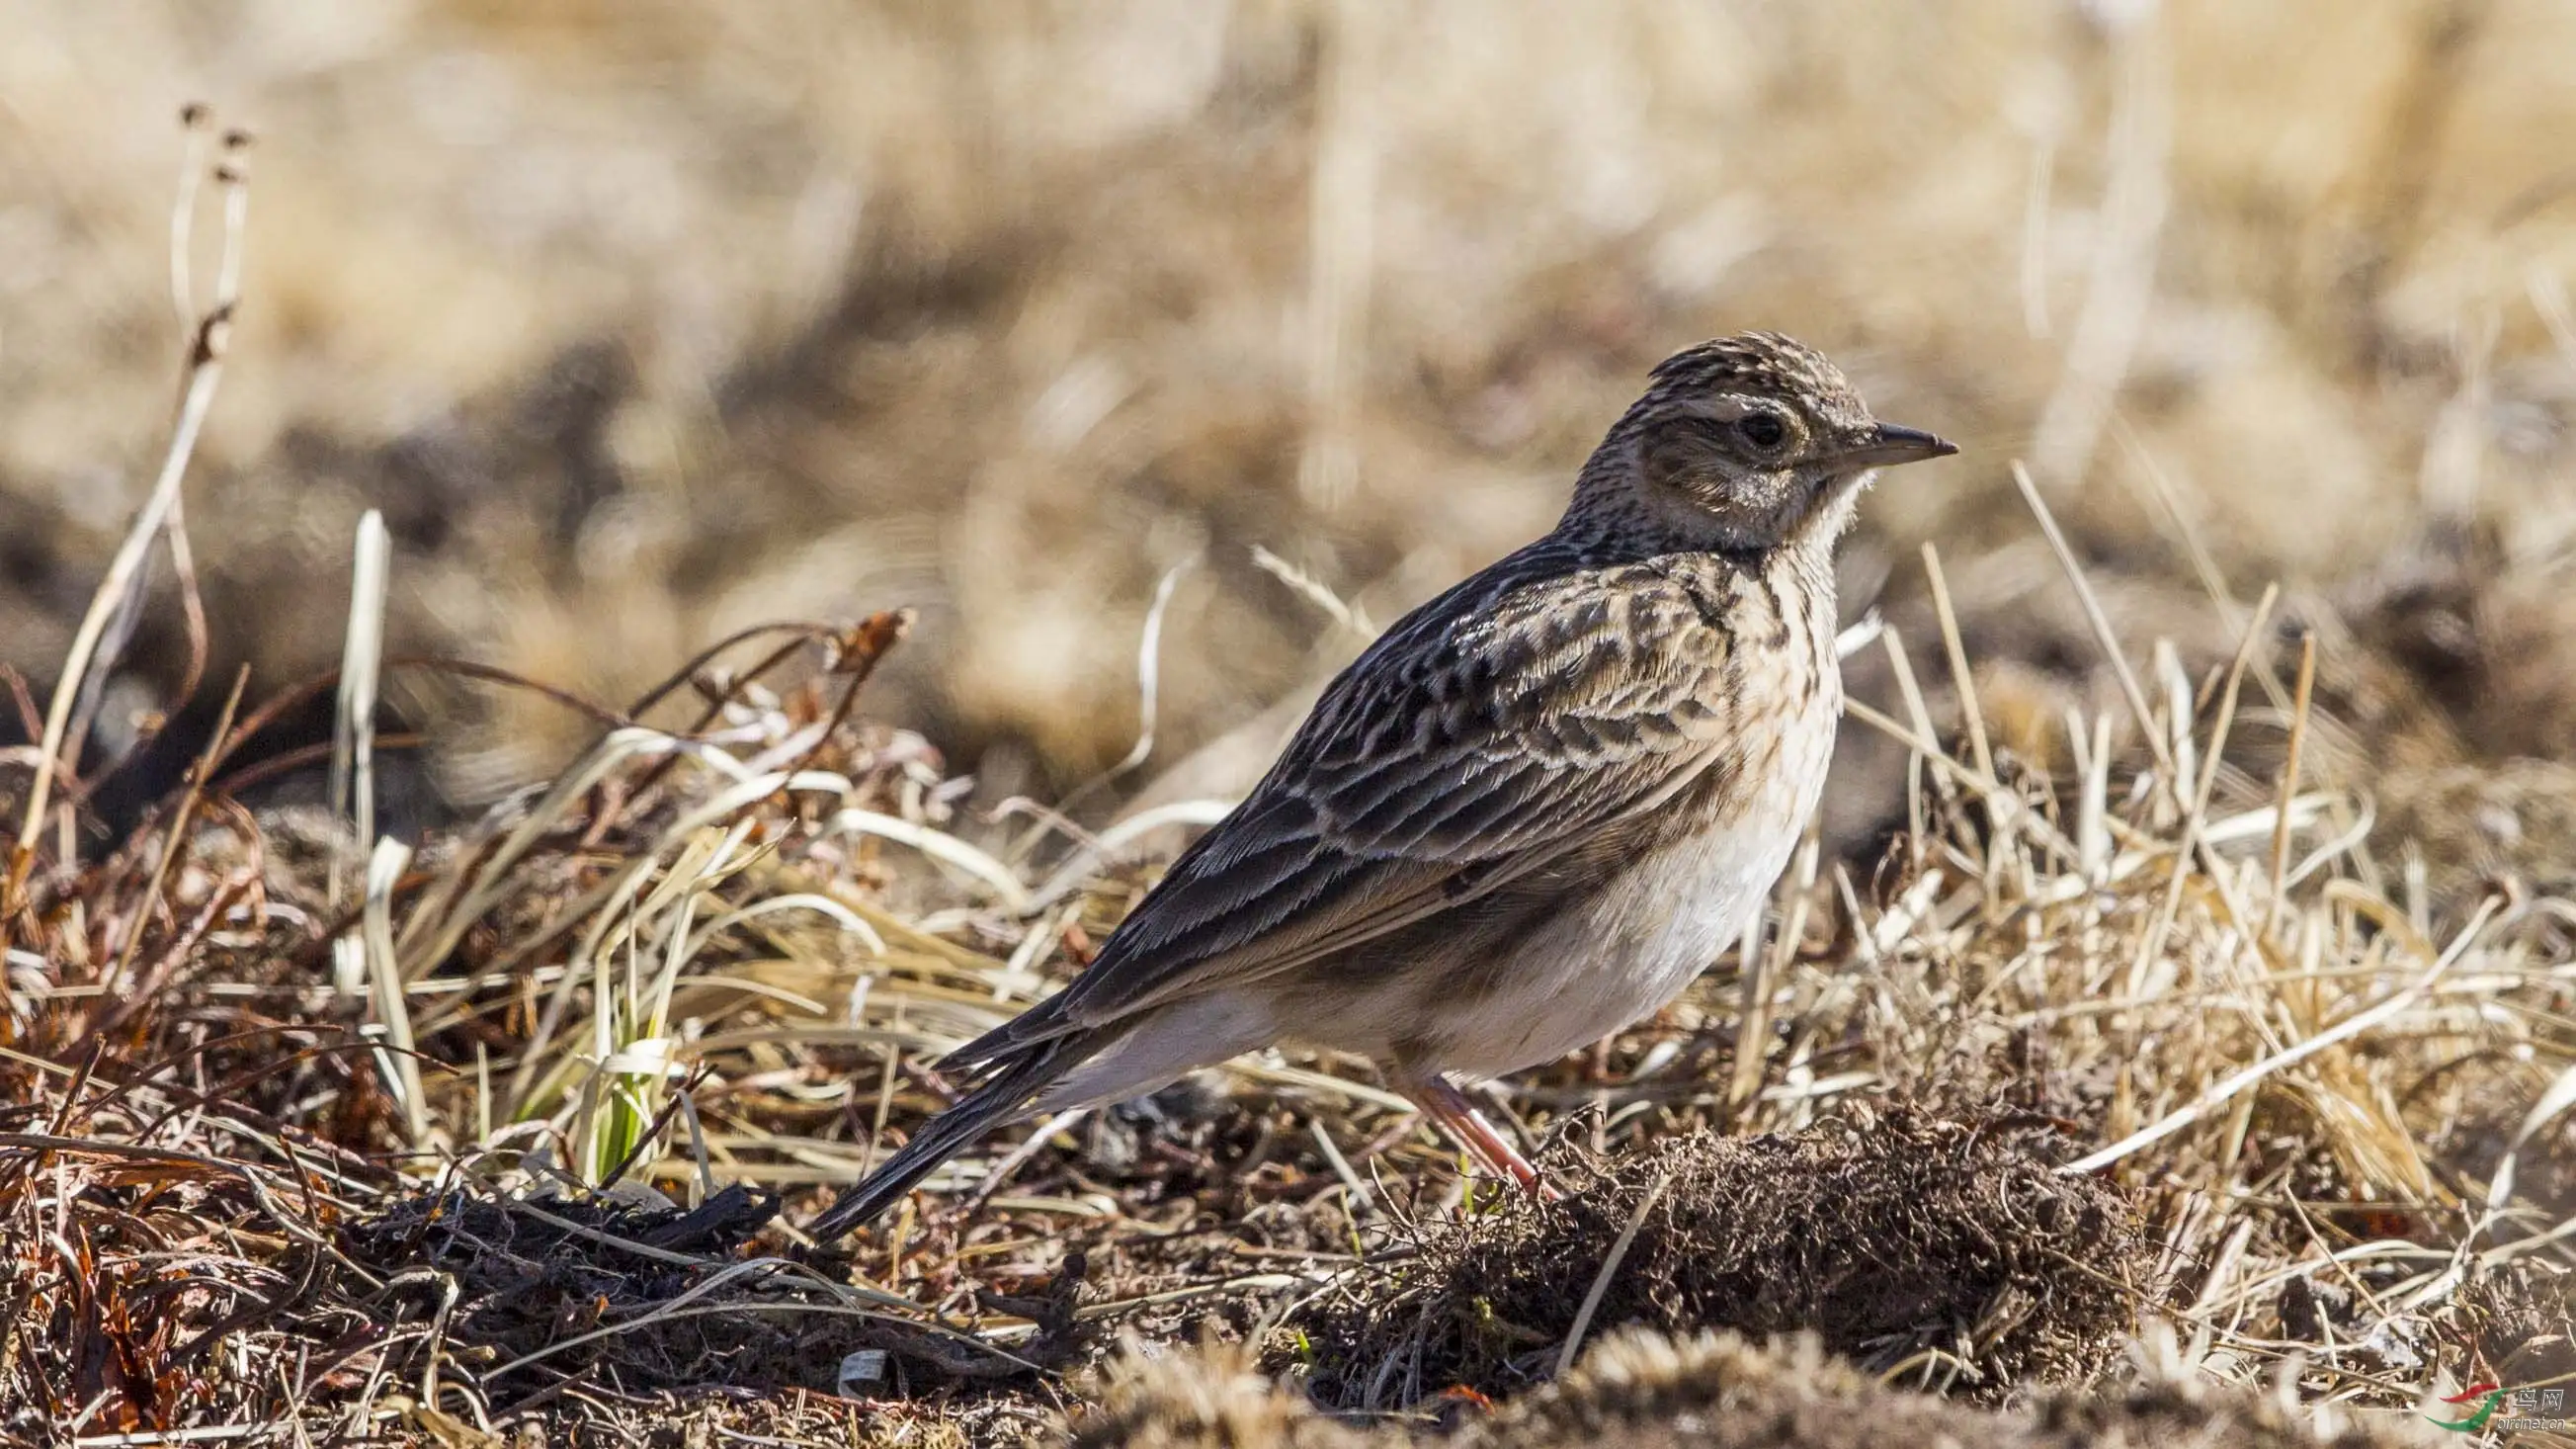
xmin=967 ymin=554 xmax=1760 ymax=1058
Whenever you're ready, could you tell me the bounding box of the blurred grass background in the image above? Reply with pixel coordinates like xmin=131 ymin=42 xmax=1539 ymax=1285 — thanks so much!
xmin=4 ymin=0 xmax=2572 ymax=828
xmin=4 ymin=10 xmax=2575 ymax=1437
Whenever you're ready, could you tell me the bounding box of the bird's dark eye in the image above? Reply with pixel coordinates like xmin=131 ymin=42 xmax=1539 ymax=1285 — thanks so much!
xmin=1737 ymin=412 xmax=1787 ymax=450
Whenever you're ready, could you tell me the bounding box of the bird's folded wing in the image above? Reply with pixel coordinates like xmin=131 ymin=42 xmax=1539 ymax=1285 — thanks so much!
xmin=1038 ymin=568 xmax=1753 ymax=1030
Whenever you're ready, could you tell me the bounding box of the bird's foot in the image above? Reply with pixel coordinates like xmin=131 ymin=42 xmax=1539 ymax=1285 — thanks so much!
xmin=1400 ymin=1071 xmax=1558 ymax=1200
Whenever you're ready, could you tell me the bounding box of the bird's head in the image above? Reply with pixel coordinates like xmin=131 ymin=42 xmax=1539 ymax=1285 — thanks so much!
xmin=1594 ymin=332 xmax=1954 ymax=554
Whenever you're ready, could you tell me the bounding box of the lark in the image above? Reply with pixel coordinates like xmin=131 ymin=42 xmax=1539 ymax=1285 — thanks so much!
xmin=810 ymin=333 xmax=1953 ymax=1237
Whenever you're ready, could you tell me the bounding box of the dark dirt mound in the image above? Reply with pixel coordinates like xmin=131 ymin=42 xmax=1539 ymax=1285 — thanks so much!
xmin=345 ymin=1183 xmax=808 ymax=1403
xmin=1076 ymin=1330 xmax=2445 ymax=1448
xmin=340 ymin=1181 xmax=1066 ymax=1409
xmin=1287 ymin=1110 xmax=2152 ymax=1409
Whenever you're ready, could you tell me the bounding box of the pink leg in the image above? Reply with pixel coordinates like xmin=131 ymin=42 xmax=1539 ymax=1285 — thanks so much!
xmin=1398 ymin=1069 xmax=1551 ymax=1196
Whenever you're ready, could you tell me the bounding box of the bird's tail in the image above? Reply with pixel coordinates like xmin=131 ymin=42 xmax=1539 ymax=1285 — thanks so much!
xmin=804 ymin=1028 xmax=1083 ymax=1240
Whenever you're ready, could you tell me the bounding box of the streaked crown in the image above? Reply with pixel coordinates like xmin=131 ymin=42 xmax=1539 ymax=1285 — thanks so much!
xmin=1641 ymin=331 xmax=1873 ymax=435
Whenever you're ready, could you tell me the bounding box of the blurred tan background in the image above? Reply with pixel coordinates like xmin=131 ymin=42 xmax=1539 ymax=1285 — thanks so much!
xmin=5 ymin=0 xmax=2573 ymax=840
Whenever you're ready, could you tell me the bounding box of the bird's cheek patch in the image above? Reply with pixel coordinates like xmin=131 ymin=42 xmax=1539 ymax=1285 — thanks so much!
xmin=1637 ymin=430 xmax=1712 ymax=495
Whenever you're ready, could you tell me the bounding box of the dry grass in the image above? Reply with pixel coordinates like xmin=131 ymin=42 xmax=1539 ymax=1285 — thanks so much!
xmin=6 ymin=512 xmax=2573 ymax=1444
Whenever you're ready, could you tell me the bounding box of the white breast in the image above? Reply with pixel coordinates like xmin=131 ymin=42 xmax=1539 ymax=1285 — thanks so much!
xmin=1428 ymin=689 xmax=1838 ymax=1081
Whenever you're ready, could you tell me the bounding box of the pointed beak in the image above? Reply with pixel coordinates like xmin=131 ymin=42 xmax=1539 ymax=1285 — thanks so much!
xmin=1836 ymin=422 xmax=1958 ymax=470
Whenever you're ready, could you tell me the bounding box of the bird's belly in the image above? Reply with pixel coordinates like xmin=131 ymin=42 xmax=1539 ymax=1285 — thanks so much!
xmin=1424 ymin=812 xmax=1805 ymax=1080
